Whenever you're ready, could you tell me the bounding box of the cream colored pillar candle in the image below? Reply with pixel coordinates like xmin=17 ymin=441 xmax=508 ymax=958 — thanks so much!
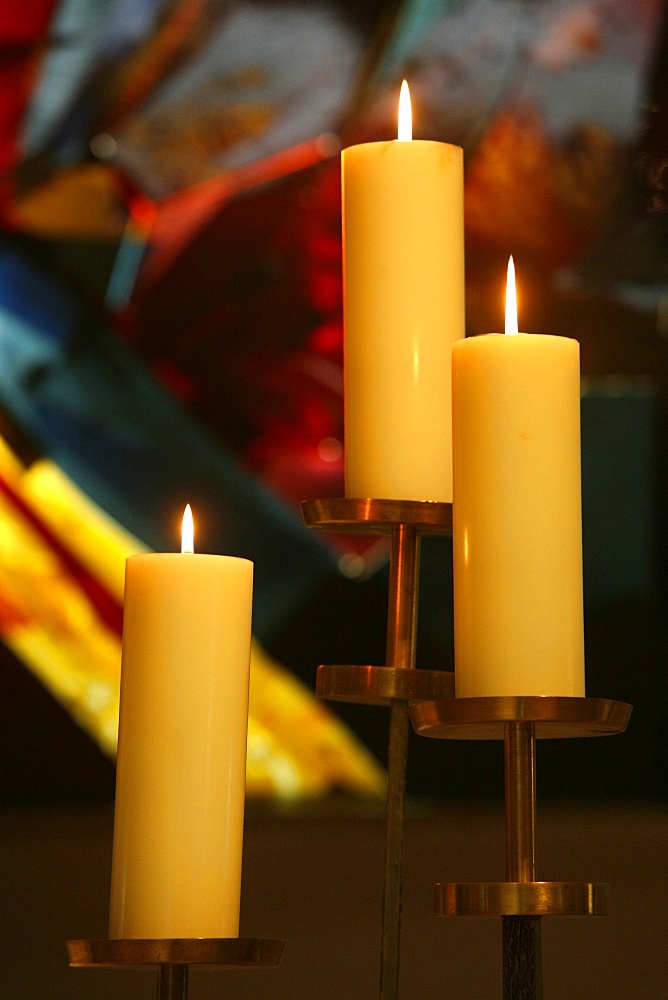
xmin=342 ymin=81 xmax=465 ymax=501
xmin=109 ymin=509 xmax=253 ymax=939
xmin=452 ymin=274 xmax=584 ymax=697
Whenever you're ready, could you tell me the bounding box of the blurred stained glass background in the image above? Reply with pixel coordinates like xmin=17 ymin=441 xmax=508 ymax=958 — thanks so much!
xmin=0 ymin=0 xmax=666 ymax=804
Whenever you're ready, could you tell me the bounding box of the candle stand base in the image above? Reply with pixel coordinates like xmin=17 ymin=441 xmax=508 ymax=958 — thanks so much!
xmin=301 ymin=497 xmax=453 ymax=1000
xmin=66 ymin=938 xmax=284 ymax=1000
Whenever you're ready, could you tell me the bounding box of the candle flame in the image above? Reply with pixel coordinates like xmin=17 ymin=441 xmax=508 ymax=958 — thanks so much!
xmin=397 ymin=80 xmax=412 ymax=142
xmin=505 ymin=255 xmax=519 ymax=335
xmin=181 ymin=503 xmax=194 ymax=554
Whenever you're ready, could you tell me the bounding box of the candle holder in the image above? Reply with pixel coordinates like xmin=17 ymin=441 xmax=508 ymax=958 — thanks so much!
xmin=301 ymin=497 xmax=454 ymax=1000
xmin=66 ymin=937 xmax=284 ymax=1000
xmin=409 ymin=695 xmax=632 ymax=1000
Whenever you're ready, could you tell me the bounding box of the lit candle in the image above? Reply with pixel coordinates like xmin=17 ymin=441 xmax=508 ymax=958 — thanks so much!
xmin=109 ymin=506 xmax=253 ymax=938
xmin=452 ymin=258 xmax=585 ymax=697
xmin=342 ymin=80 xmax=465 ymax=501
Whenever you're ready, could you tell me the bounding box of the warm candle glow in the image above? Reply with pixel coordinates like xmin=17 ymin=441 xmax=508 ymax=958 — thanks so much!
xmin=181 ymin=503 xmax=194 ymax=554
xmin=505 ymin=255 xmax=519 ymax=335
xmin=397 ymin=79 xmax=412 ymax=142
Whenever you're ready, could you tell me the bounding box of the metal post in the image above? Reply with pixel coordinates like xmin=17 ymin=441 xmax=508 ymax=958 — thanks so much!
xmin=379 ymin=523 xmax=420 ymax=1000
xmin=502 ymin=721 xmax=543 ymax=1000
xmin=157 ymin=964 xmax=188 ymax=1000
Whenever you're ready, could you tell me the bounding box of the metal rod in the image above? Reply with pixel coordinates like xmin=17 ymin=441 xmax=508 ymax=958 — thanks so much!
xmin=379 ymin=523 xmax=421 ymax=1000
xmin=505 ymin=721 xmax=536 ymax=882
xmin=380 ymin=698 xmax=410 ymax=1000
xmin=502 ymin=721 xmax=543 ymax=1000
xmin=157 ymin=964 xmax=188 ymax=1000
xmin=385 ymin=523 xmax=420 ymax=670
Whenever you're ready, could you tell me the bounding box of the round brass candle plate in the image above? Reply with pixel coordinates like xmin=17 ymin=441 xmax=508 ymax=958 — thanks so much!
xmin=66 ymin=939 xmax=284 ymax=968
xmin=435 ymin=881 xmax=610 ymax=917
xmin=301 ymin=497 xmax=452 ymax=534
xmin=410 ymin=696 xmax=632 ymax=740
xmin=316 ymin=663 xmax=454 ymax=706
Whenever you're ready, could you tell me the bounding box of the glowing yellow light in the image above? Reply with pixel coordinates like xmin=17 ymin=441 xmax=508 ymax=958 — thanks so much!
xmin=505 ymin=255 xmax=519 ymax=335
xmin=181 ymin=503 xmax=194 ymax=554
xmin=397 ymin=80 xmax=412 ymax=142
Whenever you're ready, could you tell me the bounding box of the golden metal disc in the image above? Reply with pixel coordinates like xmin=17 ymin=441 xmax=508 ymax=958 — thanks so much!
xmin=316 ymin=663 xmax=454 ymax=706
xmin=435 ymin=881 xmax=610 ymax=917
xmin=66 ymin=939 xmax=284 ymax=967
xmin=300 ymin=497 xmax=452 ymax=534
xmin=410 ymin=695 xmax=632 ymax=740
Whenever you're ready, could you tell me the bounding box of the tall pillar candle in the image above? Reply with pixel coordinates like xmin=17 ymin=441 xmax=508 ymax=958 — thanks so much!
xmin=452 ymin=266 xmax=585 ymax=697
xmin=342 ymin=81 xmax=465 ymax=501
xmin=109 ymin=509 xmax=253 ymax=939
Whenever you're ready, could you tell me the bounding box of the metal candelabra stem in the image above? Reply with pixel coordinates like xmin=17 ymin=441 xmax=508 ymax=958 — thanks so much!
xmin=385 ymin=523 xmax=420 ymax=672
xmin=157 ymin=963 xmax=187 ymax=1000
xmin=300 ymin=497 xmax=454 ymax=1000
xmin=410 ymin=695 xmax=631 ymax=997
xmin=380 ymin=523 xmax=420 ymax=1000
xmin=503 ymin=721 xmax=543 ymax=1000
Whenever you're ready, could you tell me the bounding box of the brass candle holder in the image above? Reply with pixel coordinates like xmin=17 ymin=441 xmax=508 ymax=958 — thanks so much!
xmin=410 ymin=695 xmax=632 ymax=999
xmin=301 ymin=497 xmax=454 ymax=1000
xmin=66 ymin=937 xmax=283 ymax=1000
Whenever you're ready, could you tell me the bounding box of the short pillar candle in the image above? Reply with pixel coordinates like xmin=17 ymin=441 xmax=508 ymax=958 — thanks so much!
xmin=109 ymin=508 xmax=253 ymax=938
xmin=452 ymin=261 xmax=585 ymax=698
